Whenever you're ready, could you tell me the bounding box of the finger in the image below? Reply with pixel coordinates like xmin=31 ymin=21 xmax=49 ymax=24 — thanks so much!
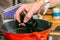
xmin=14 ymin=5 xmax=25 ymax=23
xmin=24 ymin=5 xmax=39 ymax=23
xmin=20 ymin=23 xmax=26 ymax=26
xmin=24 ymin=11 xmax=34 ymax=23
xmin=14 ymin=13 xmax=21 ymax=23
xmin=15 ymin=5 xmax=25 ymax=14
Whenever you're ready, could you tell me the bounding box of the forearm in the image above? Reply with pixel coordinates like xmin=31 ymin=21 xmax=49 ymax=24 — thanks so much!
xmin=49 ymin=0 xmax=60 ymax=8
xmin=38 ymin=0 xmax=60 ymax=8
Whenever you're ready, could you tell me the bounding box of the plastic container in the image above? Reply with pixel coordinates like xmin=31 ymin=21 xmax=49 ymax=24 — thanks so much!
xmin=0 ymin=19 xmax=52 ymax=40
xmin=53 ymin=6 xmax=60 ymax=19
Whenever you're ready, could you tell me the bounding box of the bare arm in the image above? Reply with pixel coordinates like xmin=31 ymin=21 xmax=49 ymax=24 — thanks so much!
xmin=38 ymin=0 xmax=60 ymax=8
xmin=14 ymin=0 xmax=60 ymax=24
xmin=49 ymin=0 xmax=60 ymax=8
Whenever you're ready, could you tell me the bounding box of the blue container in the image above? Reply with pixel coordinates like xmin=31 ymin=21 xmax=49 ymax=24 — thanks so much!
xmin=3 ymin=7 xmax=19 ymax=19
xmin=53 ymin=8 xmax=60 ymax=19
xmin=53 ymin=12 xmax=60 ymax=17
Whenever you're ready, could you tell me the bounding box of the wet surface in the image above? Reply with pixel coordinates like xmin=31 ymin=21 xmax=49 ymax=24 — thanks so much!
xmin=1 ymin=19 xmax=52 ymax=34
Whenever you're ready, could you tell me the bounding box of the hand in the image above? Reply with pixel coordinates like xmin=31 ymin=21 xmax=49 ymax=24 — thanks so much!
xmin=14 ymin=0 xmax=45 ymax=24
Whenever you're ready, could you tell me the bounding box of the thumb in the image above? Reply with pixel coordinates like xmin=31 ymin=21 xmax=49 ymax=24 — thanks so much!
xmin=24 ymin=12 xmax=33 ymax=23
xmin=24 ymin=6 xmax=39 ymax=23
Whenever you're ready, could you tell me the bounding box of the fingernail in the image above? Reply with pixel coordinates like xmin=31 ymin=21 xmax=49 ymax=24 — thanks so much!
xmin=19 ymin=21 xmax=21 ymax=23
xmin=24 ymin=20 xmax=27 ymax=23
xmin=21 ymin=23 xmax=26 ymax=26
xmin=19 ymin=24 xmax=21 ymax=26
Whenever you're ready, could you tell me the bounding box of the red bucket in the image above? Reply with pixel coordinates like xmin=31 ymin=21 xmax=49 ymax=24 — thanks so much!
xmin=0 ymin=19 xmax=52 ymax=40
xmin=3 ymin=29 xmax=50 ymax=40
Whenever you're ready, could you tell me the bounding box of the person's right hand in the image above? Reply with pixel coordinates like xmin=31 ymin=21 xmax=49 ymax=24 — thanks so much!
xmin=14 ymin=0 xmax=45 ymax=25
xmin=14 ymin=2 xmax=35 ymax=23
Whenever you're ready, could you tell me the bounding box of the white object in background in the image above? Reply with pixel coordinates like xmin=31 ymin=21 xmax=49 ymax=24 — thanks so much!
xmin=15 ymin=0 xmax=18 ymax=5
xmin=49 ymin=36 xmax=53 ymax=40
xmin=43 ymin=0 xmax=50 ymax=15
xmin=33 ymin=14 xmax=43 ymax=19
xmin=53 ymin=8 xmax=60 ymax=19
xmin=3 ymin=19 xmax=14 ymax=23
xmin=53 ymin=8 xmax=60 ymax=12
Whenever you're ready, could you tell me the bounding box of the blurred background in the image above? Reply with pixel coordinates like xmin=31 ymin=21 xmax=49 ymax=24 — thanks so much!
xmin=0 ymin=0 xmax=35 ymax=7
xmin=0 ymin=0 xmax=60 ymax=40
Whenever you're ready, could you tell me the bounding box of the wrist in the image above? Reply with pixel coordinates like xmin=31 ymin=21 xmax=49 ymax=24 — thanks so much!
xmin=38 ymin=0 xmax=56 ymax=8
xmin=38 ymin=0 xmax=50 ymax=14
xmin=38 ymin=0 xmax=45 ymax=7
xmin=38 ymin=0 xmax=52 ymax=8
xmin=48 ymin=0 xmax=54 ymax=8
xmin=49 ymin=0 xmax=60 ymax=8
